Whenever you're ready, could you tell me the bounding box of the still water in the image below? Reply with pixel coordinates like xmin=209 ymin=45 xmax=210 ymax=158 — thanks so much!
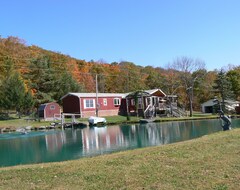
xmin=1 ymin=118 xmax=240 ymax=167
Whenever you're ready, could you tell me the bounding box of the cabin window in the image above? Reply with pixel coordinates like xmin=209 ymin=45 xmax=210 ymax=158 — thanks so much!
xmin=131 ymin=99 xmax=135 ymax=105
xmin=138 ymin=98 xmax=142 ymax=109
xmin=50 ymin=105 xmax=55 ymax=110
xmin=103 ymin=99 xmax=107 ymax=106
xmin=84 ymin=99 xmax=95 ymax=108
xmin=114 ymin=98 xmax=121 ymax=106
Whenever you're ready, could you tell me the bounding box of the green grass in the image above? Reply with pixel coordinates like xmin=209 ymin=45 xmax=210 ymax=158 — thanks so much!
xmin=0 ymin=119 xmax=50 ymax=130
xmin=105 ymin=115 xmax=140 ymax=124
xmin=0 ymin=114 xmax=220 ymax=131
xmin=0 ymin=115 xmax=139 ymax=128
xmin=1 ymin=128 xmax=240 ymax=189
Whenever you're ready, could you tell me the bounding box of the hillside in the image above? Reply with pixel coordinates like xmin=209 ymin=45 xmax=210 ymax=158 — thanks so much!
xmin=0 ymin=36 xmax=239 ymax=115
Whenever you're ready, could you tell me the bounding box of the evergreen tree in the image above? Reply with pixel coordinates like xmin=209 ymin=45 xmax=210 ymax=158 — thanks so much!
xmin=21 ymin=90 xmax=35 ymax=115
xmin=213 ymin=69 xmax=234 ymax=112
xmin=54 ymin=71 xmax=83 ymax=102
xmin=1 ymin=72 xmax=26 ymax=116
xmin=25 ymin=55 xmax=56 ymax=106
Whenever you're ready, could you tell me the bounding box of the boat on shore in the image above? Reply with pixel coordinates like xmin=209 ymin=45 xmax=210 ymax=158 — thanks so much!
xmin=88 ymin=116 xmax=107 ymax=126
xmin=16 ymin=128 xmax=29 ymax=134
xmin=139 ymin=118 xmax=156 ymax=123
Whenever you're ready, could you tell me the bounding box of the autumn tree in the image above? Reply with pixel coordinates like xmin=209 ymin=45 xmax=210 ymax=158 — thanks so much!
xmin=167 ymin=57 xmax=206 ymax=116
xmin=226 ymin=66 xmax=240 ymax=100
xmin=144 ymin=66 xmax=165 ymax=90
xmin=119 ymin=61 xmax=146 ymax=92
xmin=104 ymin=63 xmax=122 ymax=93
xmin=194 ymin=70 xmax=217 ymax=110
xmin=91 ymin=63 xmax=106 ymax=93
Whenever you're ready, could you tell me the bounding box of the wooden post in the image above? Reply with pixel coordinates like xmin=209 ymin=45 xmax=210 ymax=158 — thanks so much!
xmin=126 ymin=97 xmax=130 ymax=120
xmin=61 ymin=113 xmax=64 ymax=130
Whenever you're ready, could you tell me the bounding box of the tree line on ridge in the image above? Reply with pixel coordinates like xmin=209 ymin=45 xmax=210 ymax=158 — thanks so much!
xmin=0 ymin=36 xmax=239 ymax=117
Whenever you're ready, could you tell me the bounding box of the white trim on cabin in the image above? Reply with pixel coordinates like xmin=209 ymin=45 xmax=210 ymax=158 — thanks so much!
xmin=103 ymin=98 xmax=107 ymax=106
xmin=113 ymin=98 xmax=121 ymax=106
xmin=145 ymin=89 xmax=166 ymax=96
xmin=83 ymin=99 xmax=96 ymax=109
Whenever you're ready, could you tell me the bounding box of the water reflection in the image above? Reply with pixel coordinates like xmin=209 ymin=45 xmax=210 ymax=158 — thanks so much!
xmin=0 ymin=118 xmax=240 ymax=167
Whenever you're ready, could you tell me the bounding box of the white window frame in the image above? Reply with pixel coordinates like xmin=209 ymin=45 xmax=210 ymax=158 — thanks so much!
xmin=113 ymin=98 xmax=121 ymax=106
xmin=50 ymin=105 xmax=55 ymax=110
xmin=103 ymin=98 xmax=107 ymax=106
xmin=131 ymin=99 xmax=135 ymax=105
xmin=84 ymin=99 xmax=95 ymax=108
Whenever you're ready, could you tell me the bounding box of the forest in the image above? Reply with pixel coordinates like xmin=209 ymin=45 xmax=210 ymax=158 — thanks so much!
xmin=0 ymin=36 xmax=239 ymax=117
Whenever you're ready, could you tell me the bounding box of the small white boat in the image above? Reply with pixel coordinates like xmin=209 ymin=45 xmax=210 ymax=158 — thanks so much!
xmin=16 ymin=128 xmax=29 ymax=135
xmin=140 ymin=118 xmax=156 ymax=123
xmin=88 ymin=116 xmax=106 ymax=126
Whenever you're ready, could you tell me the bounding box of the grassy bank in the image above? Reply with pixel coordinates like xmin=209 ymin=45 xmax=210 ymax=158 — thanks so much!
xmin=1 ymin=128 xmax=240 ymax=189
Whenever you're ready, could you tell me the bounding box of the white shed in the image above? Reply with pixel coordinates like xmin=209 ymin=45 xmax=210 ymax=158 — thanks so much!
xmin=201 ymin=99 xmax=239 ymax=113
xmin=201 ymin=99 xmax=216 ymax=113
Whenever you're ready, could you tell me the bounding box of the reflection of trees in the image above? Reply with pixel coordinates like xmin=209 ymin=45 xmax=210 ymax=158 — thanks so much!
xmin=119 ymin=120 xmax=224 ymax=149
xmin=120 ymin=122 xmax=182 ymax=147
xmin=2 ymin=119 xmax=236 ymax=167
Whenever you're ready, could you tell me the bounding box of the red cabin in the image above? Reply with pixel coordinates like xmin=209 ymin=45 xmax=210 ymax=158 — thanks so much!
xmin=61 ymin=93 xmax=125 ymax=118
xmin=38 ymin=102 xmax=61 ymax=121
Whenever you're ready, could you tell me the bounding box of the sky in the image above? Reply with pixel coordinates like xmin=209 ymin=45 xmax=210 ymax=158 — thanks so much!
xmin=1 ymin=0 xmax=240 ymax=71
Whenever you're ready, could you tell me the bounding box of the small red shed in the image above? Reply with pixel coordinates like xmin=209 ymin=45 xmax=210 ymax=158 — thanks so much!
xmin=38 ymin=102 xmax=61 ymax=121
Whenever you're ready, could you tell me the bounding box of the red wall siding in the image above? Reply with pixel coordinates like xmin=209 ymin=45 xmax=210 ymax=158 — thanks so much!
xmin=80 ymin=96 xmax=122 ymax=117
xmin=45 ymin=103 xmax=61 ymax=119
xmin=62 ymin=95 xmax=80 ymax=113
xmin=97 ymin=97 xmax=121 ymax=111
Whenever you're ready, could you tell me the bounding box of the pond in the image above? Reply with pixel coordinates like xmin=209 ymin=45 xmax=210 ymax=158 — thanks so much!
xmin=0 ymin=118 xmax=240 ymax=167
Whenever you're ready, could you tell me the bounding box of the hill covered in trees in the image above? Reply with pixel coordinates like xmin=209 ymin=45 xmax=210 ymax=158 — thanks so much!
xmin=0 ymin=36 xmax=239 ymax=116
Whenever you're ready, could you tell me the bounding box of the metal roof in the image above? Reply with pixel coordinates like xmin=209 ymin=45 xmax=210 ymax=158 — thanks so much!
xmin=61 ymin=92 xmax=127 ymax=99
xmin=144 ymin=89 xmax=166 ymax=96
xmin=61 ymin=89 xmax=167 ymax=100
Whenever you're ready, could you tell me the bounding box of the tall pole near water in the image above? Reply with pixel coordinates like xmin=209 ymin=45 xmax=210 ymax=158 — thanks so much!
xmin=96 ymin=74 xmax=99 ymax=117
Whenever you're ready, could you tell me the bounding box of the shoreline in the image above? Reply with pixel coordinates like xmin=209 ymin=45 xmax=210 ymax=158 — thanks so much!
xmin=1 ymin=115 xmax=239 ymax=133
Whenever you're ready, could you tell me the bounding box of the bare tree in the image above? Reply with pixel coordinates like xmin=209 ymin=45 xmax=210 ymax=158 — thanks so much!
xmin=167 ymin=56 xmax=206 ymax=117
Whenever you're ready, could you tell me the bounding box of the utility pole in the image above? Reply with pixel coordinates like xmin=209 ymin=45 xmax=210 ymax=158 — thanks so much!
xmin=95 ymin=74 xmax=99 ymax=117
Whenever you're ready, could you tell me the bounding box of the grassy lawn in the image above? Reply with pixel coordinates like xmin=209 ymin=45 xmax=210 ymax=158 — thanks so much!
xmin=0 ymin=119 xmax=50 ymax=130
xmin=1 ymin=128 xmax=240 ymax=190
xmin=0 ymin=115 xmax=138 ymax=130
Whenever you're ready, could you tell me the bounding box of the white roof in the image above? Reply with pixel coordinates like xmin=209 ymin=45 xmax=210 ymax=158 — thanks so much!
xmin=61 ymin=89 xmax=166 ymax=100
xmin=145 ymin=89 xmax=166 ymax=96
xmin=61 ymin=92 xmax=126 ymax=99
xmin=201 ymin=99 xmax=240 ymax=107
